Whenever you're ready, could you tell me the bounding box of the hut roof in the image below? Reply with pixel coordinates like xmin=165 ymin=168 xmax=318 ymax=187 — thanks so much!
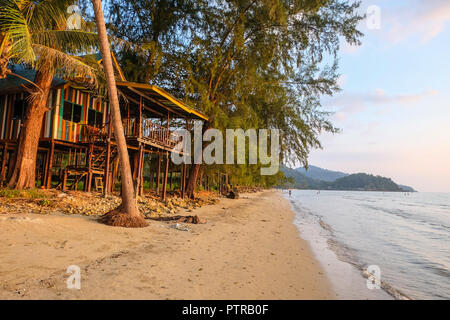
xmin=116 ymin=81 xmax=208 ymax=121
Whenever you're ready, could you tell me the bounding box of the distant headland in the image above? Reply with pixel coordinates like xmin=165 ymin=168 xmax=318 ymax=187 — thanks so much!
xmin=281 ymin=165 xmax=417 ymax=192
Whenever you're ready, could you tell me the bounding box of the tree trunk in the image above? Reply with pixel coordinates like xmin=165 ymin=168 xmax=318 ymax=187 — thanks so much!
xmin=185 ymin=163 xmax=202 ymax=199
xmin=92 ymin=0 xmax=147 ymax=228
xmin=185 ymin=124 xmax=209 ymax=199
xmin=7 ymin=70 xmax=53 ymax=189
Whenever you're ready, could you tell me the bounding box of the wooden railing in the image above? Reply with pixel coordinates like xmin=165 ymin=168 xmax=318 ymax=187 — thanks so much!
xmin=122 ymin=118 xmax=182 ymax=149
xmin=81 ymin=119 xmax=182 ymax=151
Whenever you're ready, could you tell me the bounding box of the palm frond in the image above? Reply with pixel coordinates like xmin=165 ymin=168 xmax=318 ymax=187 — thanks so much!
xmin=33 ymin=43 xmax=97 ymax=85
xmin=27 ymin=0 xmax=78 ymax=31
xmin=0 ymin=0 xmax=35 ymax=63
xmin=32 ymin=30 xmax=99 ymax=55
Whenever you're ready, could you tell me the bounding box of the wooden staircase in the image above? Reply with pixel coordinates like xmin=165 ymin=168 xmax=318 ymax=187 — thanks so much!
xmin=61 ymin=146 xmax=118 ymax=192
xmin=61 ymin=125 xmax=118 ymax=191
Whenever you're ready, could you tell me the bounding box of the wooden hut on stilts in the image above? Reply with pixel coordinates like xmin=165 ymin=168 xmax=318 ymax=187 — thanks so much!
xmin=0 ymin=54 xmax=208 ymax=200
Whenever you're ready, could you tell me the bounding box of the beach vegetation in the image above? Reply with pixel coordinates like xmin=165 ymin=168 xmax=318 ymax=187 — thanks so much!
xmin=101 ymin=0 xmax=365 ymax=195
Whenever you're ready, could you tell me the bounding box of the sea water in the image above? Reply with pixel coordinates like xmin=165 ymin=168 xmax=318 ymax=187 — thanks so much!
xmin=285 ymin=190 xmax=450 ymax=300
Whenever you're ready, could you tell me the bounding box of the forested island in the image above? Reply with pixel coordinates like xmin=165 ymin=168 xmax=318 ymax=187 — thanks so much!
xmin=281 ymin=166 xmax=416 ymax=192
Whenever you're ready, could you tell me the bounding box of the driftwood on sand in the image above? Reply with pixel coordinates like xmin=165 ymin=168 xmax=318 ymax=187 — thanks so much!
xmin=148 ymin=215 xmax=206 ymax=224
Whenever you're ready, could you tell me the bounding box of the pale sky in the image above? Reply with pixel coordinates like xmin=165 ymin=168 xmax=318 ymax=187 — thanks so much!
xmin=309 ymin=0 xmax=450 ymax=193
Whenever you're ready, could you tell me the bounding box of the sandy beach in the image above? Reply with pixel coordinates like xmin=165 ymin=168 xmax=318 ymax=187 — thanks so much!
xmin=0 ymin=190 xmax=334 ymax=300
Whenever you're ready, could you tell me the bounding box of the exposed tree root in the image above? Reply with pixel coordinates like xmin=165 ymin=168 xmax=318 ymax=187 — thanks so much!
xmin=98 ymin=207 xmax=148 ymax=228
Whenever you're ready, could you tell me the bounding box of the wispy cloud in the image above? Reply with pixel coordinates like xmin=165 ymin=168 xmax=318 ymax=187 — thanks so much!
xmin=360 ymin=0 xmax=450 ymax=44
xmin=324 ymin=89 xmax=438 ymax=121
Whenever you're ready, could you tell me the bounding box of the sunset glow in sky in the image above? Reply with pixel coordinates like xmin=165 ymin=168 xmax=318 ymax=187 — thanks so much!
xmin=309 ymin=0 xmax=450 ymax=192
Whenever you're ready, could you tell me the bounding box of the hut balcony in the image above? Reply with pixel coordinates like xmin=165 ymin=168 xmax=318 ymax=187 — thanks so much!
xmin=122 ymin=118 xmax=182 ymax=151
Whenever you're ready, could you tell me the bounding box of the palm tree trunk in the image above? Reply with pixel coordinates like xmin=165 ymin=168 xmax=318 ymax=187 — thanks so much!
xmin=7 ymin=69 xmax=53 ymax=189
xmin=91 ymin=0 xmax=146 ymax=227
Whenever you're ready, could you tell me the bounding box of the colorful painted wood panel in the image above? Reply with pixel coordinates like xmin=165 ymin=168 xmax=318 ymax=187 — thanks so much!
xmin=0 ymin=86 xmax=109 ymax=143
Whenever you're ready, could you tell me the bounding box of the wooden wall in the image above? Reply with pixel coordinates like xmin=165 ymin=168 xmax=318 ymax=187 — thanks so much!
xmin=0 ymin=86 xmax=109 ymax=143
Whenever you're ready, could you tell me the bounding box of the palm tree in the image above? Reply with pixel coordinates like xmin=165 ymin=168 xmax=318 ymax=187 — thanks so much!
xmin=0 ymin=0 xmax=99 ymax=189
xmin=91 ymin=0 xmax=147 ymax=228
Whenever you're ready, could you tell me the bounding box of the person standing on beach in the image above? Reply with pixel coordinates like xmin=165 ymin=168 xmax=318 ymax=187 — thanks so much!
xmin=289 ymin=190 xmax=292 ymax=198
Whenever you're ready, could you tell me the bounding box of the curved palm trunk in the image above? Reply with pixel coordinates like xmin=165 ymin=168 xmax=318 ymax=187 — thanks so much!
xmin=7 ymin=69 xmax=53 ymax=189
xmin=91 ymin=0 xmax=147 ymax=227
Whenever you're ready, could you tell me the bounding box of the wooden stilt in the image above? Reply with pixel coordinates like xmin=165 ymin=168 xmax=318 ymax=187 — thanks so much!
xmin=181 ymin=163 xmax=187 ymax=198
xmin=86 ymin=144 xmax=93 ymax=192
xmin=140 ymin=152 xmax=144 ymax=196
xmin=42 ymin=148 xmax=50 ymax=188
xmin=104 ymin=121 xmax=113 ymax=195
xmin=0 ymin=143 xmax=8 ymax=185
xmin=162 ymin=152 xmax=169 ymax=201
xmin=136 ymin=145 xmax=144 ymax=196
xmin=156 ymin=153 xmax=161 ymax=194
xmin=45 ymin=140 xmax=55 ymax=189
xmin=111 ymin=156 xmax=119 ymax=192
xmin=62 ymin=169 xmax=68 ymax=191
xmin=104 ymin=142 xmax=111 ymax=195
xmin=151 ymin=170 xmax=155 ymax=191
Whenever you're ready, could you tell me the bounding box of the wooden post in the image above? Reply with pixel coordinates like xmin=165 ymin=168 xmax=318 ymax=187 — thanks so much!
xmin=103 ymin=124 xmax=112 ymax=195
xmin=181 ymin=163 xmax=187 ymax=198
xmin=150 ymin=169 xmax=155 ymax=191
xmin=181 ymin=166 xmax=184 ymax=198
xmin=138 ymin=96 xmax=142 ymax=139
xmin=148 ymin=155 xmax=152 ymax=191
xmin=111 ymin=155 xmax=119 ymax=192
xmin=86 ymin=144 xmax=94 ymax=192
xmin=45 ymin=140 xmax=55 ymax=189
xmin=136 ymin=145 xmax=144 ymax=196
xmin=162 ymin=152 xmax=169 ymax=201
xmin=42 ymin=147 xmax=50 ymax=188
xmin=140 ymin=152 xmax=144 ymax=196
xmin=62 ymin=169 xmax=68 ymax=191
xmin=0 ymin=143 xmax=8 ymax=185
xmin=156 ymin=153 xmax=161 ymax=193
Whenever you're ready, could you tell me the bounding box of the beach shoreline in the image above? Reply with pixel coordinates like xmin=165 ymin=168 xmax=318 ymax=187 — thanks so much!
xmin=0 ymin=190 xmax=334 ymax=299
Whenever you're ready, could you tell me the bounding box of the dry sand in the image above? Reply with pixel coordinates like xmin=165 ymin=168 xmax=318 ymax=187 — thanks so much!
xmin=0 ymin=190 xmax=334 ymax=299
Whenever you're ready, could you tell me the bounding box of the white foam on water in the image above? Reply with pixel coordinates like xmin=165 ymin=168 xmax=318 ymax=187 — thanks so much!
xmin=285 ymin=192 xmax=393 ymax=300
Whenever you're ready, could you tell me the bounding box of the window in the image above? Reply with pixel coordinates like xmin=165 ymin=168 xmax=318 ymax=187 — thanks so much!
xmin=73 ymin=104 xmax=82 ymax=123
xmin=62 ymin=100 xmax=82 ymax=123
xmin=88 ymin=109 xmax=96 ymax=126
xmin=88 ymin=109 xmax=103 ymax=127
xmin=13 ymin=99 xmax=26 ymax=120
xmin=95 ymin=112 xmax=103 ymax=127
xmin=62 ymin=101 xmax=72 ymax=121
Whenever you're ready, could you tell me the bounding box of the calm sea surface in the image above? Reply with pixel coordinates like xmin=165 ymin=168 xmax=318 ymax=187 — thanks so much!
xmin=287 ymin=190 xmax=450 ymax=300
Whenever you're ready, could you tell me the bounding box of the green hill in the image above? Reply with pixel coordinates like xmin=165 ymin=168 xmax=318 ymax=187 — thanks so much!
xmin=330 ymin=173 xmax=401 ymax=191
xmin=281 ymin=166 xmax=415 ymax=192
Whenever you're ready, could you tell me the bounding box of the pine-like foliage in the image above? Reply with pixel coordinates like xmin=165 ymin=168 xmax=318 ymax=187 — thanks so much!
xmin=101 ymin=0 xmax=364 ymax=187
